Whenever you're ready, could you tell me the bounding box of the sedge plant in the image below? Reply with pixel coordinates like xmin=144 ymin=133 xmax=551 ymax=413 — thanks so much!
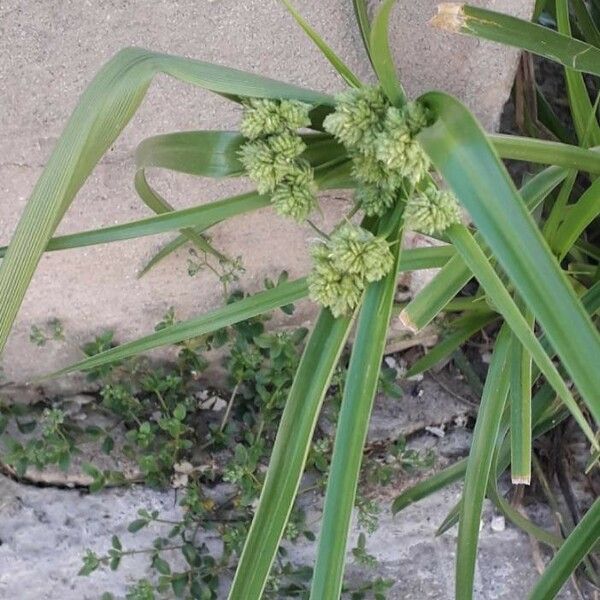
xmin=0 ymin=0 xmax=599 ymax=598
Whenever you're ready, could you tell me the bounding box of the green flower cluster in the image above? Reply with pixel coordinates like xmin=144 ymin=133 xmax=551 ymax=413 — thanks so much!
xmin=308 ymin=223 xmax=394 ymax=317
xmin=323 ymin=86 xmax=431 ymax=216
xmin=404 ymin=185 xmax=462 ymax=235
xmin=238 ymin=98 xmax=317 ymax=222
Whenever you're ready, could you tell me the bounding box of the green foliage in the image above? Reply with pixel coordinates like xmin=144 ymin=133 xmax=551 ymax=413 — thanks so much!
xmin=2 ymin=302 xmax=420 ymax=599
xmin=1 ymin=2 xmax=600 ymax=599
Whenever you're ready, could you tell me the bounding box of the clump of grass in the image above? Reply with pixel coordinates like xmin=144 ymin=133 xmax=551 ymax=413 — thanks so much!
xmin=0 ymin=0 xmax=599 ymax=598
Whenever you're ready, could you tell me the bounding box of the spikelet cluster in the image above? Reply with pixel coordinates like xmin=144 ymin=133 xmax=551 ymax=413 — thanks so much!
xmin=323 ymin=86 xmax=431 ymax=216
xmin=238 ymin=98 xmax=317 ymax=221
xmin=308 ymin=223 xmax=394 ymax=317
xmin=404 ymin=185 xmax=462 ymax=235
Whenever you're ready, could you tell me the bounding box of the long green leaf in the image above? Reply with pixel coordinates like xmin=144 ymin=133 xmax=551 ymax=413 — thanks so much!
xmin=456 ymin=324 xmax=511 ymax=600
xmin=391 ymin=459 xmax=467 ymax=514
xmin=280 ymin=0 xmax=362 ymax=88
xmin=432 ymin=4 xmax=600 ymax=76
xmin=311 ymin=215 xmax=403 ymax=599
xmin=556 ymin=0 xmax=600 ymax=146
xmin=0 ymin=191 xmax=269 ymax=256
xmin=406 ymin=311 xmax=497 ymax=377
xmin=528 ymin=497 xmax=600 ymax=599
xmin=509 ymin=312 xmax=533 ymax=485
xmin=0 ymin=47 xmax=333 ymax=355
xmin=418 ymin=91 xmax=600 ymax=425
xmin=0 ymin=158 xmax=354 ymax=259
xmin=369 ymin=0 xmax=406 ymax=106
xmin=229 ymin=309 xmax=354 ymax=599
xmin=490 ymin=135 xmax=600 ymax=173
xmin=400 ymin=164 xmax=567 ymax=330
xmin=555 ymin=175 xmax=600 ymax=259
xmin=43 ymin=278 xmax=309 ymax=379
xmin=448 ymin=225 xmax=598 ymax=447
xmin=352 ymin=0 xmax=373 ymax=66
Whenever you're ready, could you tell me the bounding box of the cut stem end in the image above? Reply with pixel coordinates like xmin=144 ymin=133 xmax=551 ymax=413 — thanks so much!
xmin=430 ymin=3 xmax=466 ymax=32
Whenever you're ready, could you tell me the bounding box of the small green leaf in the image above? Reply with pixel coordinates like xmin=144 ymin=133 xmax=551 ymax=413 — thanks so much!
xmin=128 ymin=519 xmax=149 ymax=533
xmin=153 ymin=556 xmax=171 ymax=576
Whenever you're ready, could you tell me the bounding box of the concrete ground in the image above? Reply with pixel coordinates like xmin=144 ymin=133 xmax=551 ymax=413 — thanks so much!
xmin=0 ymin=377 xmax=579 ymax=599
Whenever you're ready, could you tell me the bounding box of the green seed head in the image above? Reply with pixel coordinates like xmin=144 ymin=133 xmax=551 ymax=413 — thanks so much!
xmin=271 ymin=162 xmax=317 ymax=222
xmin=375 ymin=106 xmax=431 ymax=184
xmin=240 ymin=98 xmax=311 ymax=139
xmin=405 ymin=186 xmax=462 ymax=235
xmin=238 ymin=133 xmax=307 ymax=194
xmin=238 ymin=139 xmax=285 ymax=194
xmin=279 ymin=99 xmax=312 ymax=130
xmin=330 ymin=224 xmax=394 ymax=282
xmin=323 ymin=86 xmax=389 ymax=151
xmin=308 ymin=223 xmax=394 ymax=316
xmin=355 ymin=185 xmax=396 ymax=217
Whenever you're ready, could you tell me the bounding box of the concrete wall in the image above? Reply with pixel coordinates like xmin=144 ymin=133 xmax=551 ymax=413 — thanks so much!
xmin=0 ymin=1 xmax=532 ymax=387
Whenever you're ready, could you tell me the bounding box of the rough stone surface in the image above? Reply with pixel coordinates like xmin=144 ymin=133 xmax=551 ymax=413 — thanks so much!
xmin=1 ymin=0 xmax=532 ymax=387
xmin=0 ymin=448 xmax=577 ymax=599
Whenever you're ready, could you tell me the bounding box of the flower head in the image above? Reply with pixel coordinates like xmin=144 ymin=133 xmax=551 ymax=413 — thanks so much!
xmin=308 ymin=223 xmax=394 ymax=316
xmin=323 ymin=86 xmax=388 ymax=151
xmin=405 ymin=186 xmax=461 ymax=235
xmin=271 ymin=162 xmax=317 ymax=222
xmin=240 ymin=98 xmax=311 ymax=139
xmin=375 ymin=105 xmax=431 ymax=184
xmin=238 ymin=132 xmax=306 ymax=194
xmin=330 ymin=223 xmax=394 ymax=282
xmin=354 ymin=185 xmax=396 ymax=217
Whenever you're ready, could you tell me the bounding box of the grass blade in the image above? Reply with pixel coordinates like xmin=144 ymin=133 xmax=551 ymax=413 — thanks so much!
xmin=42 ymin=278 xmax=309 ymax=379
xmin=352 ymin=0 xmax=373 ymax=66
xmin=280 ymin=0 xmax=362 ymax=88
xmin=0 ymin=47 xmax=333 ymax=355
xmin=418 ymin=91 xmax=600 ymax=425
xmin=311 ymin=214 xmax=403 ymax=599
xmin=572 ymin=0 xmax=600 ymax=48
xmin=432 ymin=4 xmax=600 ymax=77
xmin=391 ymin=459 xmax=467 ymax=514
xmin=396 ymin=245 xmax=455 ymax=271
xmin=509 ymin=315 xmax=533 ymax=485
xmin=528 ymin=497 xmax=600 ymax=599
xmin=0 ymin=159 xmax=354 ymax=259
xmin=228 ymin=309 xmax=354 ymax=599
xmin=554 ymin=175 xmax=600 ymax=259
xmin=0 ymin=191 xmax=270 ymax=256
xmin=138 ymin=234 xmax=191 ymax=278
xmin=369 ymin=0 xmax=406 ymax=106
xmin=490 ymin=135 xmax=600 ymax=173
xmin=406 ymin=311 xmax=497 ymax=377
xmin=448 ymin=224 xmax=598 ymax=447
xmin=555 ymin=0 xmax=600 ymax=146
xmin=456 ymin=324 xmax=511 ymax=600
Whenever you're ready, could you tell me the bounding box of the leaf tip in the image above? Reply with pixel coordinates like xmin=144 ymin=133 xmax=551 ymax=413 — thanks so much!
xmin=430 ymin=3 xmax=465 ymax=32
